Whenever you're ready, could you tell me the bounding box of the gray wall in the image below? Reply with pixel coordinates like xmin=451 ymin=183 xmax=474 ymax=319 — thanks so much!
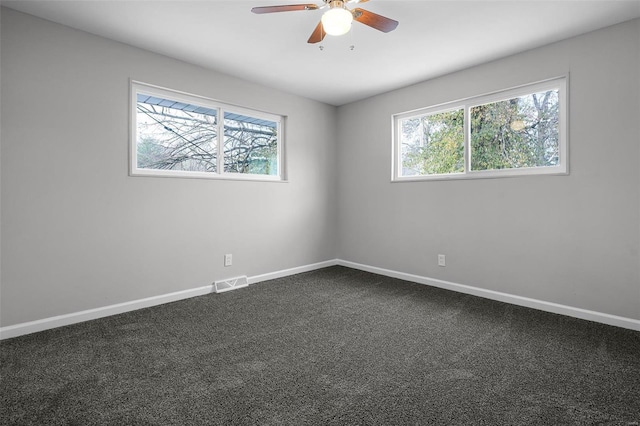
xmin=336 ymin=19 xmax=640 ymax=320
xmin=2 ymin=8 xmax=639 ymax=328
xmin=0 ymin=9 xmax=338 ymax=326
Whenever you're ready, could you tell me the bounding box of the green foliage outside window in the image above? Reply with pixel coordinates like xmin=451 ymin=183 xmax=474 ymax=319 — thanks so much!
xmin=401 ymin=109 xmax=464 ymax=176
xmin=471 ymin=91 xmax=559 ymax=171
xmin=398 ymin=88 xmax=560 ymax=177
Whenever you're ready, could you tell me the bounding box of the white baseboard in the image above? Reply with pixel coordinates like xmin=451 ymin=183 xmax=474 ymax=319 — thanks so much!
xmin=2 ymin=258 xmax=638 ymax=339
xmin=248 ymin=259 xmax=337 ymax=284
xmin=0 ymin=285 xmax=217 ymax=340
xmin=336 ymin=259 xmax=640 ymax=332
xmin=0 ymin=259 xmax=338 ymax=340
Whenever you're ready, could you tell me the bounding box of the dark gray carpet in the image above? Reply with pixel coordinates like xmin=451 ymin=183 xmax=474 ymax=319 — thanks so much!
xmin=1 ymin=266 xmax=639 ymax=425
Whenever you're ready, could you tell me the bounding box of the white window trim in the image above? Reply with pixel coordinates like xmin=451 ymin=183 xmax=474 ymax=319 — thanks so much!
xmin=130 ymin=80 xmax=286 ymax=182
xmin=392 ymin=76 xmax=568 ymax=182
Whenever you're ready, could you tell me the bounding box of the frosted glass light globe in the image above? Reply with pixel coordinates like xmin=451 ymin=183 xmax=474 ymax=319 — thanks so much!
xmin=321 ymin=7 xmax=353 ymax=36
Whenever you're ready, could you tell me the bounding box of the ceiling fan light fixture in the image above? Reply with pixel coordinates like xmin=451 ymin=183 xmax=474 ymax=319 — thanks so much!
xmin=251 ymin=0 xmax=399 ymax=45
xmin=321 ymin=3 xmax=353 ymax=36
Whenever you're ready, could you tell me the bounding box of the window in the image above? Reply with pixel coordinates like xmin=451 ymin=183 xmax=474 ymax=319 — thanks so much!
xmin=393 ymin=77 xmax=567 ymax=181
xmin=130 ymin=81 xmax=285 ymax=181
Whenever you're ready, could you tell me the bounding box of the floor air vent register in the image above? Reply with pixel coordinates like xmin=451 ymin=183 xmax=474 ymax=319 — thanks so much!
xmin=214 ymin=276 xmax=249 ymax=293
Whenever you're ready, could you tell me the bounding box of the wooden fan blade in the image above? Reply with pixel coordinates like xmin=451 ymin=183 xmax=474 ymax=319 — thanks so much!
xmin=347 ymin=0 xmax=369 ymax=3
xmin=251 ymin=4 xmax=318 ymax=14
xmin=353 ymin=8 xmax=398 ymax=33
xmin=307 ymin=21 xmax=326 ymax=44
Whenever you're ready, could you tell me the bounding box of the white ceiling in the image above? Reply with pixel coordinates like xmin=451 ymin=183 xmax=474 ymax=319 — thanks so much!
xmin=3 ymin=0 xmax=640 ymax=106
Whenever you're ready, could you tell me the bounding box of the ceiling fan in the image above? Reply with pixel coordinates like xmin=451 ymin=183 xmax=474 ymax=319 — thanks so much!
xmin=251 ymin=0 xmax=398 ymax=44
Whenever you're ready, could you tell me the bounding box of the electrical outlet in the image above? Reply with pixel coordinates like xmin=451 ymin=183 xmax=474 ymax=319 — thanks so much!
xmin=224 ymin=254 xmax=232 ymax=267
xmin=438 ymin=254 xmax=446 ymax=267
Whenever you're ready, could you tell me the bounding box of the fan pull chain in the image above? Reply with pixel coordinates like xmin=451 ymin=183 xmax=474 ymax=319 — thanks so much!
xmin=349 ymin=24 xmax=356 ymax=51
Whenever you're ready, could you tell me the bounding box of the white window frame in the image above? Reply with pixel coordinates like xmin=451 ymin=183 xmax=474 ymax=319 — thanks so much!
xmin=130 ymin=80 xmax=286 ymax=181
xmin=392 ymin=76 xmax=568 ymax=181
